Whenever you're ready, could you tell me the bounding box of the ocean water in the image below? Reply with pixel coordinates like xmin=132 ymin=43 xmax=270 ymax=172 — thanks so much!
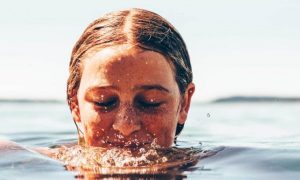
xmin=0 ymin=102 xmax=300 ymax=179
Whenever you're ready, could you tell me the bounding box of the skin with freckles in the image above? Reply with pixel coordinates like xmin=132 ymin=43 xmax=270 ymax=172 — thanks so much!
xmin=71 ymin=45 xmax=195 ymax=148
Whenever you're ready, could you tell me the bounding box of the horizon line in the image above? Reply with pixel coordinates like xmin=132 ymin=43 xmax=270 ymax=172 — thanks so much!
xmin=1 ymin=95 xmax=300 ymax=104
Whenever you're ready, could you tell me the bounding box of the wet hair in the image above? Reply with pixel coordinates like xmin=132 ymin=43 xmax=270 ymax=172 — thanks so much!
xmin=67 ymin=8 xmax=192 ymax=105
xmin=67 ymin=8 xmax=193 ymax=136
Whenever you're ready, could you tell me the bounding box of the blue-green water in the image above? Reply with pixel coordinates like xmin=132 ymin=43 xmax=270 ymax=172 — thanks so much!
xmin=1 ymin=102 xmax=300 ymax=179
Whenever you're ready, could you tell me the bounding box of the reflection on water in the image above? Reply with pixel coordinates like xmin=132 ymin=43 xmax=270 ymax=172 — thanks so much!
xmin=74 ymin=173 xmax=188 ymax=180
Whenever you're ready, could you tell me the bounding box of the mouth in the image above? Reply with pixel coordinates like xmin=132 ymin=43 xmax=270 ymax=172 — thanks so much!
xmin=97 ymin=131 xmax=156 ymax=149
xmin=104 ymin=140 xmax=152 ymax=149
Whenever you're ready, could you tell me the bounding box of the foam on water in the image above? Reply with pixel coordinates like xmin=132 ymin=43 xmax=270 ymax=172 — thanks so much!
xmin=50 ymin=140 xmax=216 ymax=174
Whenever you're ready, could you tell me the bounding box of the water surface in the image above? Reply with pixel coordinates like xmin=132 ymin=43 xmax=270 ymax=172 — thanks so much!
xmin=1 ymin=102 xmax=300 ymax=179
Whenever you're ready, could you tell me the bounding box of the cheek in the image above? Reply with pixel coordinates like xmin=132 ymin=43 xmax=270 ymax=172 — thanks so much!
xmin=142 ymin=106 xmax=179 ymax=139
xmin=144 ymin=101 xmax=179 ymax=147
xmin=79 ymin=103 xmax=114 ymax=138
xmin=82 ymin=116 xmax=116 ymax=146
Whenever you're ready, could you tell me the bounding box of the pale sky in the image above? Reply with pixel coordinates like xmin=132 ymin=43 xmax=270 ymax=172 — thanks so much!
xmin=0 ymin=0 xmax=299 ymax=102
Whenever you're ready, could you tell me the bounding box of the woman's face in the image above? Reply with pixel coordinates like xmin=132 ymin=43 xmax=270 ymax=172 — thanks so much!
xmin=71 ymin=45 xmax=194 ymax=148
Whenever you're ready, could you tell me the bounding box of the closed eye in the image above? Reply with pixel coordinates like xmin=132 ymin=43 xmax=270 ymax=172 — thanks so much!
xmin=94 ymin=98 xmax=118 ymax=111
xmin=137 ymin=100 xmax=163 ymax=108
xmin=95 ymin=100 xmax=116 ymax=106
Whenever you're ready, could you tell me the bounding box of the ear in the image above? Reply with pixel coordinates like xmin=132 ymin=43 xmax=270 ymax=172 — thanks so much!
xmin=178 ymin=82 xmax=195 ymax=124
xmin=70 ymin=96 xmax=81 ymax=123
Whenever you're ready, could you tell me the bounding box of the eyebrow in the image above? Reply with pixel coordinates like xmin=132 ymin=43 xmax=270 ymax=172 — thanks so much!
xmin=85 ymin=85 xmax=119 ymax=95
xmin=133 ymin=85 xmax=170 ymax=93
xmin=85 ymin=84 xmax=170 ymax=96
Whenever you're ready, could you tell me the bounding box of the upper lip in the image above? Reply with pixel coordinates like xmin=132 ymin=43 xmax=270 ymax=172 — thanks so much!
xmin=105 ymin=140 xmax=151 ymax=148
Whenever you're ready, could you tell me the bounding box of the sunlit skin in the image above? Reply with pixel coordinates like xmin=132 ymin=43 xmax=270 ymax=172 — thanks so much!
xmin=71 ymin=45 xmax=195 ymax=148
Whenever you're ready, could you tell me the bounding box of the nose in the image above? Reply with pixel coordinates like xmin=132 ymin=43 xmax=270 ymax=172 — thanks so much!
xmin=112 ymin=104 xmax=141 ymax=136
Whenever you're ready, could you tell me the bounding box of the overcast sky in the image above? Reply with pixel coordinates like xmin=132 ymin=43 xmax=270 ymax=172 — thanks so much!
xmin=0 ymin=0 xmax=299 ymax=102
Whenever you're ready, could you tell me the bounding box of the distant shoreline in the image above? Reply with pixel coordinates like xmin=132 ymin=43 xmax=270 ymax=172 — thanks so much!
xmin=0 ymin=99 xmax=65 ymax=104
xmin=212 ymin=96 xmax=300 ymax=103
xmin=1 ymin=96 xmax=300 ymax=104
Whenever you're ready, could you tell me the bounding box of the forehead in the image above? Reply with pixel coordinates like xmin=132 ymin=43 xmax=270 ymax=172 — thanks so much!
xmin=79 ymin=46 xmax=176 ymax=90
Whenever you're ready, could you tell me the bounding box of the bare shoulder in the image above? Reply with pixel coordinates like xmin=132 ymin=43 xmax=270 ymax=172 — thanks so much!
xmin=31 ymin=147 xmax=57 ymax=158
xmin=0 ymin=139 xmax=55 ymax=157
xmin=0 ymin=139 xmax=25 ymax=151
xmin=0 ymin=138 xmax=66 ymax=175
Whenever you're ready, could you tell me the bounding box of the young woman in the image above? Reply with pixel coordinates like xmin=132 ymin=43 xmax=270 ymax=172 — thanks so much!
xmin=66 ymin=8 xmax=195 ymax=148
xmin=0 ymin=9 xmax=196 ymax=168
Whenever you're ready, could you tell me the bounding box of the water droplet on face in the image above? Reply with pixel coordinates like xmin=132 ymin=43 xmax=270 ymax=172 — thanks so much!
xmin=116 ymin=134 xmax=124 ymax=139
xmin=139 ymin=147 xmax=146 ymax=153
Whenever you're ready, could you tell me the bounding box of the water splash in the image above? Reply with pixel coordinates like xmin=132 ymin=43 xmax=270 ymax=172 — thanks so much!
xmin=207 ymin=113 xmax=211 ymax=118
xmin=51 ymin=140 xmax=214 ymax=174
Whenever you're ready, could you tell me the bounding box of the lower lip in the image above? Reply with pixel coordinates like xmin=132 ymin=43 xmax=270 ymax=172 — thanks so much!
xmin=104 ymin=141 xmax=151 ymax=148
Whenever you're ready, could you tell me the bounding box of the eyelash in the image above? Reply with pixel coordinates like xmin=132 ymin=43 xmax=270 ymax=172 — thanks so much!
xmin=94 ymin=98 xmax=118 ymax=110
xmin=93 ymin=97 xmax=164 ymax=112
xmin=135 ymin=99 xmax=165 ymax=113
xmin=136 ymin=100 xmax=162 ymax=108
